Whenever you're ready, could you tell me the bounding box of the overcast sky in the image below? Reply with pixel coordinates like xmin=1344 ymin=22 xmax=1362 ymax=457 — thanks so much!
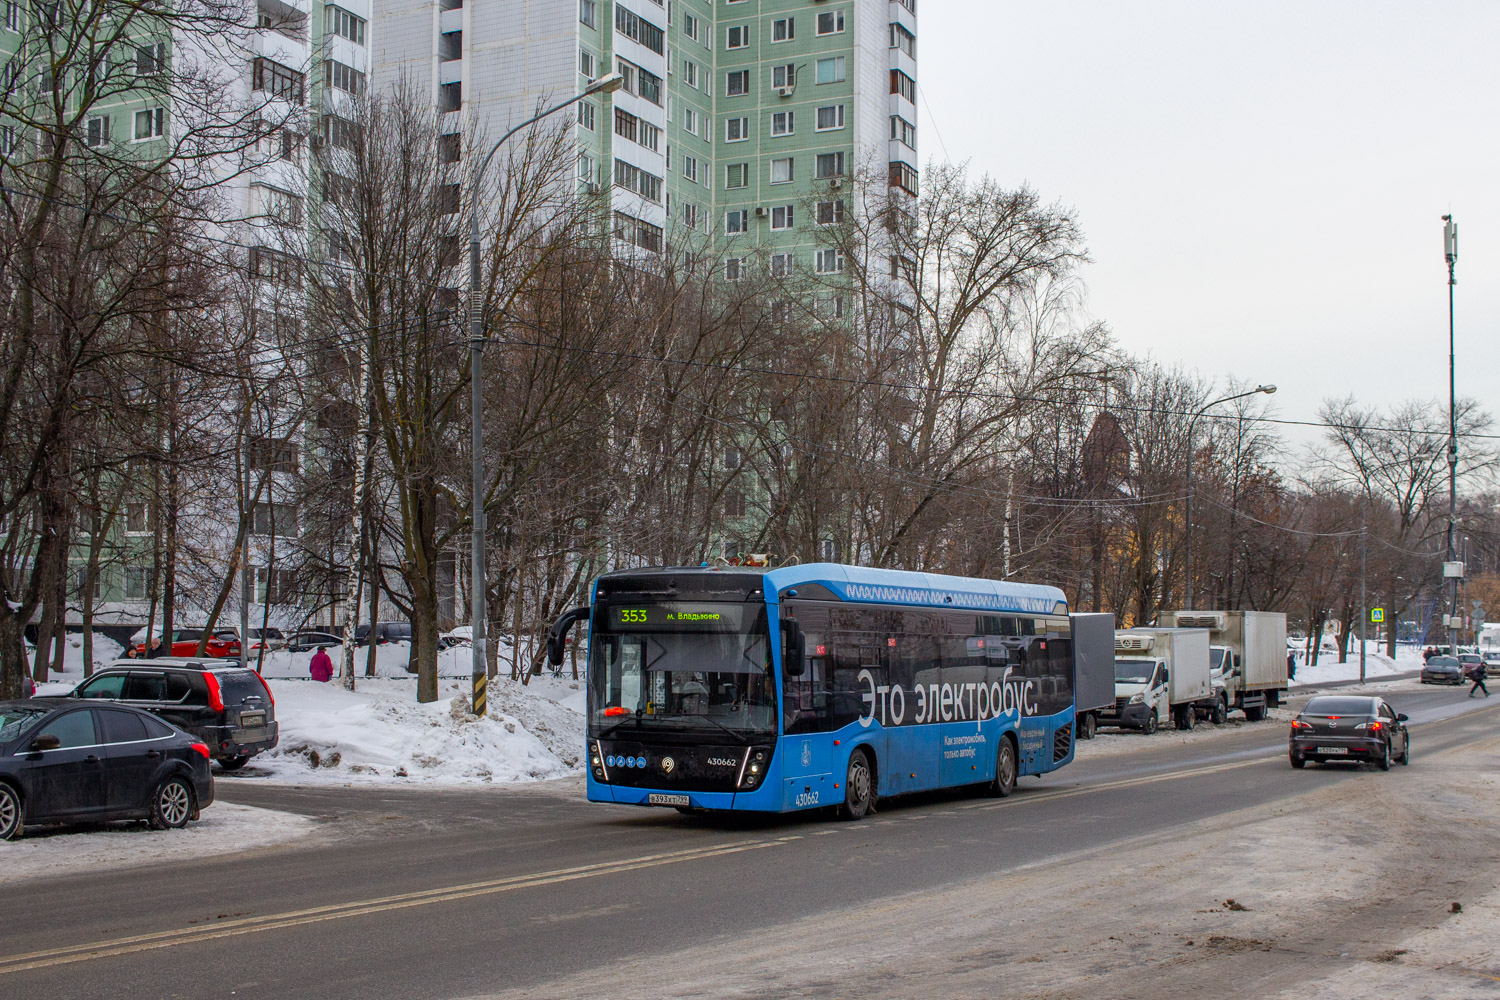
xmin=919 ymin=1 xmax=1498 ymax=451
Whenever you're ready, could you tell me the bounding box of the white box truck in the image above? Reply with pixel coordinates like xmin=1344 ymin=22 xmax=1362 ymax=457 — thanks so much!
xmin=1099 ymin=628 xmax=1213 ymax=733
xmin=1160 ymin=610 xmax=1288 ymax=721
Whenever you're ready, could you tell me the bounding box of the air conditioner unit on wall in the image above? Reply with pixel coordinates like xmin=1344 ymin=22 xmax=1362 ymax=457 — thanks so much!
xmin=776 ymin=86 xmax=794 ymax=98
xmin=753 ymin=206 xmax=768 ymax=218
xmin=585 ymin=182 xmax=601 ymax=195
xmin=828 ymin=178 xmax=843 ymax=190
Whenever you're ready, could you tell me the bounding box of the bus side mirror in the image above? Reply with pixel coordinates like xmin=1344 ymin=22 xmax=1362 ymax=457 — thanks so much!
xmin=781 ymin=619 xmax=806 ymax=678
xmin=547 ymin=606 xmax=590 ymax=667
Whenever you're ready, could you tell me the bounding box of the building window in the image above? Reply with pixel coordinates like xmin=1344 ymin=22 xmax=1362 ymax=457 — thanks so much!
xmin=249 ymin=437 xmax=300 ymax=472
xmin=817 ymin=10 xmax=845 ymax=35
xmin=255 ymin=566 xmax=297 ymax=605
xmin=817 ymin=200 xmax=845 ymax=225
xmin=578 ymin=0 xmax=596 ymax=29
xmin=133 ymin=107 xmax=165 ymax=140
xmin=636 ymin=66 xmax=663 ymax=104
xmin=772 ymin=63 xmax=795 ymax=89
xmin=771 ymin=17 xmax=793 ymax=42
xmin=85 ymin=115 xmax=111 ymax=147
xmin=815 ymin=249 xmax=845 ymax=274
xmin=0 ymin=125 xmax=15 ymax=155
xmin=725 ymin=162 xmax=749 ymax=188
xmin=326 ymin=5 xmax=367 ymax=44
xmin=815 ymin=57 xmax=845 ymax=85
xmin=4 ymin=2 xmax=18 ymax=31
xmin=683 ymin=59 xmax=698 ymax=88
xmin=726 ymin=24 xmax=749 ymax=49
xmin=821 ymin=295 xmax=847 ymax=319
xmin=615 ymin=4 xmax=665 ymax=55
xmin=682 ymin=155 xmax=697 ymax=182
xmin=249 ymin=245 xmax=298 ymax=286
xmin=890 ymin=23 xmax=916 ymax=58
xmin=770 ymin=205 xmax=793 ymax=230
xmin=253 ymin=57 xmax=306 ymax=103
xmin=816 ymin=105 xmax=845 ymax=131
xmin=725 ymin=116 xmax=748 ymax=142
xmin=577 ymin=152 xmax=596 ymax=183
xmin=769 ymin=255 xmax=791 ymax=280
xmin=683 ymin=107 xmax=698 ymax=135
xmin=613 ymin=158 xmax=663 ymax=202
xmin=891 ymin=69 xmax=915 ymax=102
xmin=889 ymin=161 xmax=919 ymax=195
xmin=891 ymin=115 xmax=916 ymax=147
xmin=578 ymin=100 xmax=596 ymax=131
xmin=725 ymin=258 xmax=746 ymax=281
xmin=682 ymin=12 xmax=699 ymax=41
xmin=613 ymin=108 xmax=658 ymax=150
xmin=725 ymin=70 xmax=748 ymax=96
xmin=815 ymin=151 xmax=845 ymax=178
xmin=725 ymin=210 xmax=748 ymax=234
xmin=124 ymin=566 xmax=156 ymax=601
xmin=322 ymin=113 xmax=361 ymax=149
xmin=613 ymin=210 xmax=663 ymax=251
xmin=325 ymin=59 xmax=365 ymax=95
xmin=134 ymin=42 xmax=166 ymax=76
xmin=252 ymin=503 xmax=299 ymax=537
xmin=771 ymin=111 xmax=793 ymax=136
xmin=769 ymin=157 xmax=792 ymax=184
xmin=124 ymin=502 xmax=151 ymax=534
xmin=682 ymin=202 xmax=699 ymax=229
xmin=256 ymin=183 xmax=304 ymax=226
xmin=580 ymin=49 xmax=595 ymax=78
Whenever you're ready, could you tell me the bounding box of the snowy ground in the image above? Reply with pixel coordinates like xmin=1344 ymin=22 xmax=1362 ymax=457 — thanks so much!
xmin=1286 ymin=643 xmax=1424 ymax=687
xmin=0 ymin=802 xmax=314 ymax=884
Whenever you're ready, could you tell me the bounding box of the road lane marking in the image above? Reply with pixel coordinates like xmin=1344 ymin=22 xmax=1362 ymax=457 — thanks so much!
xmin=0 ymin=837 xmax=800 ymax=976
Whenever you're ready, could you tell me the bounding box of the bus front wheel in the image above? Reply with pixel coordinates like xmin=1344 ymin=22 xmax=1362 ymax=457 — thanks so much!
xmin=841 ymin=749 xmax=875 ymax=820
xmin=989 ymin=736 xmax=1018 ymax=798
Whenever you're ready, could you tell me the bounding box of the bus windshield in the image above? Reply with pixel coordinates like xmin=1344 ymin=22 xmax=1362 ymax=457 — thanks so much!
xmin=588 ymin=602 xmax=775 ymax=741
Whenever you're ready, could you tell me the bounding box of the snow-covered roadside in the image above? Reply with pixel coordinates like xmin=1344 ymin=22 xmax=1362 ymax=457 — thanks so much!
xmin=1288 ymin=644 xmax=1423 ymax=687
xmin=0 ymin=803 xmax=314 ymax=885
xmin=248 ymin=675 xmax=586 ymax=786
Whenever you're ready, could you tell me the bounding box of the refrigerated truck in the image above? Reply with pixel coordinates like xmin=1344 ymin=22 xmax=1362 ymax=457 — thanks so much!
xmin=1159 ymin=610 xmax=1288 ymax=721
xmin=1101 ymin=628 xmax=1213 ymax=733
xmin=1070 ymin=613 xmax=1117 ymax=740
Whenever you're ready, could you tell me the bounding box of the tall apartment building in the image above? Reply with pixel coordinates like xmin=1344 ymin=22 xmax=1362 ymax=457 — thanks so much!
xmin=373 ymin=0 xmax=918 ymax=266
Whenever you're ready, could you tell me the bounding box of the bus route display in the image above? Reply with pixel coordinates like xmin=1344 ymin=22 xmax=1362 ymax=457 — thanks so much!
xmin=609 ymin=603 xmax=746 ymax=631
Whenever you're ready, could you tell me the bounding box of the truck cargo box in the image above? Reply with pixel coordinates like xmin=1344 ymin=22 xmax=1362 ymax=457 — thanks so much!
xmin=1116 ymin=628 xmax=1212 ymax=705
xmin=1071 ymin=613 xmax=1117 ymax=714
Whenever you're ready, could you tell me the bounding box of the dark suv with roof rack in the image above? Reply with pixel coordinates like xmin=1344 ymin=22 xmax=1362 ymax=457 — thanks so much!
xmin=68 ymin=659 xmax=279 ymax=770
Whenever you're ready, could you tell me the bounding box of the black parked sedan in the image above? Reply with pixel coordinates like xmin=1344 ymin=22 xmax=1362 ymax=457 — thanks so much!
xmin=1289 ymin=695 xmax=1410 ymax=770
xmin=1421 ymin=655 xmax=1465 ymax=685
xmin=0 ymin=699 xmax=214 ymax=840
xmin=287 ymin=630 xmax=343 ymax=652
xmin=72 ymin=660 xmax=278 ymax=770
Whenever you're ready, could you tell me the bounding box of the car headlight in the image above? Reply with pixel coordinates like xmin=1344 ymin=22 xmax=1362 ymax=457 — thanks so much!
xmin=1128 ymin=693 xmax=1144 ymax=705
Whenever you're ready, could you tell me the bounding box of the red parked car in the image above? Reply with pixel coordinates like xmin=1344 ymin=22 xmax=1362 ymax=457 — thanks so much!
xmin=128 ymin=628 xmax=241 ymax=659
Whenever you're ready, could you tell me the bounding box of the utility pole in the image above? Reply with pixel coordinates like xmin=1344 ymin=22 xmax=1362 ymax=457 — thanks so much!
xmin=1359 ymin=478 xmax=1367 ymax=683
xmin=1443 ymin=214 xmax=1459 ymax=652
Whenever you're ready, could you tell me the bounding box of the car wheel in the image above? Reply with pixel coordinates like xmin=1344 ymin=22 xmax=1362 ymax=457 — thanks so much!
xmin=1212 ymin=698 xmax=1228 ymax=725
xmin=217 ymin=755 xmax=251 ymax=771
xmin=149 ymin=776 xmax=195 ymax=830
xmin=1289 ymin=752 xmax=1305 ymax=769
xmin=0 ymin=783 xmax=22 ymax=841
xmin=1080 ymin=713 xmax=1097 ymax=740
xmin=989 ymin=736 xmax=1018 ymax=798
xmin=1143 ymin=710 xmax=1158 ymax=735
xmin=1376 ymin=741 xmax=1391 ymax=772
xmin=1398 ymin=735 xmax=1410 ymax=765
xmin=841 ymin=749 xmax=874 ymax=820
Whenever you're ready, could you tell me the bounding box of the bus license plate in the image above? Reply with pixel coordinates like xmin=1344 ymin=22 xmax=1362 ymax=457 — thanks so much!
xmin=1317 ymin=747 xmax=1348 ymax=755
xmin=648 ymin=793 xmax=690 ymax=807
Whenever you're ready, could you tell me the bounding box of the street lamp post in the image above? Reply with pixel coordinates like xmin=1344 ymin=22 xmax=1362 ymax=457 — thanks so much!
xmin=467 ymin=73 xmax=622 ymax=717
xmin=1443 ymin=214 xmax=1459 ymax=654
xmin=1184 ymin=384 xmax=1277 ymax=608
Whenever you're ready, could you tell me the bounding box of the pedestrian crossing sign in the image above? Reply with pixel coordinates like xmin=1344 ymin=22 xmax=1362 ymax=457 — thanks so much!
xmin=1370 ymin=607 xmax=1384 ymax=624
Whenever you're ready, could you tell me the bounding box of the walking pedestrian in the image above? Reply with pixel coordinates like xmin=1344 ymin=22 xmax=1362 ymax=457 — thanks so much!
xmin=309 ymin=645 xmax=334 ymax=683
xmin=1286 ymin=650 xmax=1296 ymax=681
xmin=1468 ymin=659 xmax=1489 ymax=698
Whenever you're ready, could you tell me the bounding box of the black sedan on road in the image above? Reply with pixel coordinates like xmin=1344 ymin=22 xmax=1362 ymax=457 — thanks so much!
xmin=1289 ymin=695 xmax=1410 ymax=770
xmin=0 ymin=699 xmax=214 ymax=840
xmin=1421 ymin=655 xmax=1465 ymax=685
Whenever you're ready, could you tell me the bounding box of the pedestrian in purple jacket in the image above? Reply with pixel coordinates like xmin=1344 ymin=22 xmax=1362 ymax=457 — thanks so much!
xmin=310 ymin=646 xmax=334 ymax=683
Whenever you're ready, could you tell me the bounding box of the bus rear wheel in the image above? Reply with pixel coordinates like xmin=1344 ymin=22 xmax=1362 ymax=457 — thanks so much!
xmin=989 ymin=736 xmax=1018 ymax=798
xmin=841 ymin=749 xmax=874 ymax=820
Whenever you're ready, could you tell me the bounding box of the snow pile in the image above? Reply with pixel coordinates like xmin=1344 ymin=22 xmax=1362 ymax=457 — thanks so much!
xmin=28 ymin=632 xmax=123 ymax=682
xmin=254 ymin=674 xmax=585 ymax=785
xmin=0 ymin=802 xmax=313 ymax=884
xmin=1289 ymin=645 xmax=1424 ymax=687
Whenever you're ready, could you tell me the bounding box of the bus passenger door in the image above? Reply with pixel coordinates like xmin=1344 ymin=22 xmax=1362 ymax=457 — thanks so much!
xmin=780 ymin=642 xmax=834 ymax=810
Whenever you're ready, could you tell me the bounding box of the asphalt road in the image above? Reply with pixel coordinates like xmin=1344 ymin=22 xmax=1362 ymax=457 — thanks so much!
xmin=1 ymin=681 xmax=1493 ymax=1000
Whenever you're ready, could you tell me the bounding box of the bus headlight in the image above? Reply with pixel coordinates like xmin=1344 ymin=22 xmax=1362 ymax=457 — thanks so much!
xmin=590 ymin=741 xmax=608 ymax=781
xmin=738 ymin=747 xmax=770 ymax=790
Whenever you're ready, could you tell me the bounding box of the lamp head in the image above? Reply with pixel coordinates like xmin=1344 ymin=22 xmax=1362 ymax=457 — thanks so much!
xmin=1257 ymin=384 xmax=1277 ymax=395
xmin=586 ymin=72 xmax=626 ymax=96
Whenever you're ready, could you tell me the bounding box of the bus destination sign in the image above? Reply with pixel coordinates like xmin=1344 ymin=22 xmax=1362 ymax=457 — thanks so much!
xmin=609 ymin=603 xmax=745 ymax=631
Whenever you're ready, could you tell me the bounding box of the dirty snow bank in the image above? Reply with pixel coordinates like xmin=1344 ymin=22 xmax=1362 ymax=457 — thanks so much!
xmin=0 ymin=802 xmax=313 ymax=885
xmin=254 ymin=675 xmax=586 ymax=786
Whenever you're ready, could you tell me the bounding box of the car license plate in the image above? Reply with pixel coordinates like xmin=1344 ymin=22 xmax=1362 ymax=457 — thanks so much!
xmin=240 ymin=712 xmax=265 ymax=728
xmin=648 ymin=793 xmax=690 ymax=807
xmin=1317 ymin=747 xmax=1348 ymax=755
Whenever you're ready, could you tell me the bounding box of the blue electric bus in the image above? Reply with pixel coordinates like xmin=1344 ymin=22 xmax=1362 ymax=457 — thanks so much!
xmin=546 ymin=563 xmax=1083 ymax=818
